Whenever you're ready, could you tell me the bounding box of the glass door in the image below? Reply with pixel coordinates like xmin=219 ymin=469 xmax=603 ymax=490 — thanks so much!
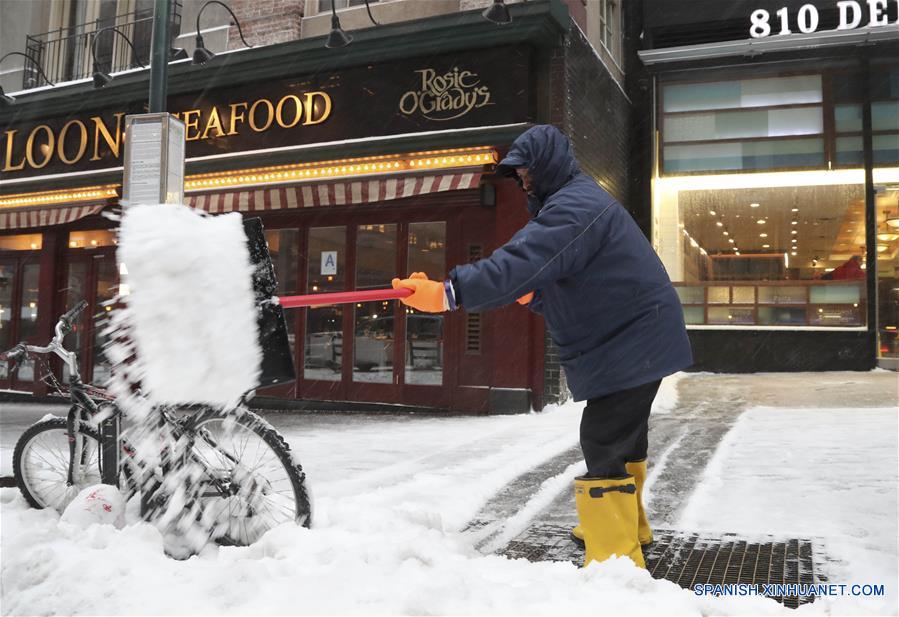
xmin=60 ymin=241 xmax=118 ymax=384
xmin=303 ymin=226 xmax=346 ymax=390
xmin=0 ymin=249 xmax=42 ymax=390
xmin=352 ymin=224 xmax=398 ymax=386
xmin=405 ymin=222 xmax=446 ymax=387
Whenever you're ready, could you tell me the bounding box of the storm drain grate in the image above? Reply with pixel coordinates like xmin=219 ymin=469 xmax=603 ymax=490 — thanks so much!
xmin=500 ymin=525 xmax=827 ymax=609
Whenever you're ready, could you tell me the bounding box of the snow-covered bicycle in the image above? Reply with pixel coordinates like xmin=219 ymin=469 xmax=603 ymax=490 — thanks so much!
xmin=4 ymin=300 xmax=311 ymax=547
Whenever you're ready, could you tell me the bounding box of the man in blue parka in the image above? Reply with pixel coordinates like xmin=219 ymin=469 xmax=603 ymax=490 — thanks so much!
xmin=392 ymin=125 xmax=692 ymax=568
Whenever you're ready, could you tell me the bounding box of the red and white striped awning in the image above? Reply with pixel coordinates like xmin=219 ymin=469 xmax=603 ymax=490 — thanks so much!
xmin=0 ymin=203 xmax=106 ymax=231
xmin=186 ymin=171 xmax=481 ymax=214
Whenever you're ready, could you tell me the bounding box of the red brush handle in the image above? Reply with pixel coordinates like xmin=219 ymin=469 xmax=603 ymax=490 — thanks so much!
xmin=275 ymin=287 xmax=413 ymax=309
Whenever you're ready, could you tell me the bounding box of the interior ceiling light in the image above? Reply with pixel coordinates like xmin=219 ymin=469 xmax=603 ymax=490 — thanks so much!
xmin=723 ymin=231 xmax=729 ymax=236
xmin=887 ymin=216 xmax=899 ymax=229
xmin=716 ymin=221 xmax=723 ymax=227
xmin=792 ymin=230 xmax=798 ymax=235
xmin=763 ymin=244 xmax=770 ymax=248
xmin=792 ymin=208 xmax=800 ymax=212
xmin=728 ymin=238 xmax=735 ymax=243
xmin=791 ymin=251 xmax=798 ymax=256
xmin=709 ymin=210 xmax=717 ymax=216
xmin=750 ymin=203 xmax=760 ymax=208
xmin=757 ymin=219 xmax=766 ymax=224
xmin=878 ymin=244 xmax=890 ymax=252
xmin=759 ymin=233 xmax=768 ymax=238
xmin=877 ymin=232 xmax=899 ymax=242
xmin=791 ymin=220 xmax=798 ymax=225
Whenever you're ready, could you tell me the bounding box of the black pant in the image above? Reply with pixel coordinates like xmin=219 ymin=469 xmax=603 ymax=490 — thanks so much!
xmin=579 ymin=379 xmax=662 ymax=478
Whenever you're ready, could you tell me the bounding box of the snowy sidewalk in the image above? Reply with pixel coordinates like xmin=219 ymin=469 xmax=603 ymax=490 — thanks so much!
xmin=1 ymin=371 xmax=897 ymax=615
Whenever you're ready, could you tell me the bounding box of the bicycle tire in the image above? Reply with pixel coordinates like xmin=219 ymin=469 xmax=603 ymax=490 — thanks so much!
xmin=183 ymin=406 xmax=311 ymax=545
xmin=13 ymin=417 xmax=102 ymax=511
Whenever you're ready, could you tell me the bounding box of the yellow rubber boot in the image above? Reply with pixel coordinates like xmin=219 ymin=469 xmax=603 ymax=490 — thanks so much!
xmin=570 ymin=524 xmax=584 ymax=546
xmin=626 ymin=459 xmax=653 ymax=546
xmin=574 ymin=476 xmax=645 ymax=568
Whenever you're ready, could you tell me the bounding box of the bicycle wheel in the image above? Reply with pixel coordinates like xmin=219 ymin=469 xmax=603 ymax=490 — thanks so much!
xmin=13 ymin=417 xmax=102 ymax=511
xmin=184 ymin=407 xmax=311 ymax=546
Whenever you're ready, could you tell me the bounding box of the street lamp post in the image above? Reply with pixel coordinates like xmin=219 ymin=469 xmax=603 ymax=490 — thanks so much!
xmin=149 ymin=0 xmax=171 ymax=112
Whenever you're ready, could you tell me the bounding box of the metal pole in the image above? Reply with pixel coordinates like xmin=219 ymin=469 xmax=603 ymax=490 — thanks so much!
xmin=861 ymin=56 xmax=878 ymax=368
xmin=148 ymin=0 xmax=171 ymax=112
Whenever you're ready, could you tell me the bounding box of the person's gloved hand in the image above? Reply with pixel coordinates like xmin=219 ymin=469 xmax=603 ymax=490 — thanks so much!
xmin=516 ymin=292 xmax=534 ymax=306
xmin=391 ymin=272 xmax=447 ymax=313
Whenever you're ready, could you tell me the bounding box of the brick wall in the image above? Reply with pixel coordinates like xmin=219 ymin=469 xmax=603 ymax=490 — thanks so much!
xmin=541 ymin=40 xmax=568 ymax=406
xmin=543 ymin=329 xmax=569 ymax=405
xmin=562 ymin=24 xmax=632 ymax=208
xmin=227 ymin=0 xmax=302 ymax=49
xmin=539 ymin=17 xmax=635 ymax=406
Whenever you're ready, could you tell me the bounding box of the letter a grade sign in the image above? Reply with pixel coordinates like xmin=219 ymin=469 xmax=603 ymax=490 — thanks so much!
xmin=321 ymin=251 xmax=338 ymax=276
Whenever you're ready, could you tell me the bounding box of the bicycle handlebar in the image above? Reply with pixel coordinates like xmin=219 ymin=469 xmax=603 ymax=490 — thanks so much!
xmin=60 ymin=300 xmax=88 ymax=331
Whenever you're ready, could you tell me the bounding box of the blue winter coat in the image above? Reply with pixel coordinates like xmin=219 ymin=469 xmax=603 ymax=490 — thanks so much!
xmin=449 ymin=125 xmax=692 ymax=401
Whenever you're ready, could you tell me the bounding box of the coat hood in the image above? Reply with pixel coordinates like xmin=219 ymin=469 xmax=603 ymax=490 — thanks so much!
xmin=496 ymin=125 xmax=579 ymax=214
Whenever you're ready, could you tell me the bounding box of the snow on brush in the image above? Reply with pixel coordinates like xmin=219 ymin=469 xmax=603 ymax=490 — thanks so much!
xmin=1 ymin=401 xmax=783 ymax=616
xmin=117 ymin=204 xmax=261 ymax=406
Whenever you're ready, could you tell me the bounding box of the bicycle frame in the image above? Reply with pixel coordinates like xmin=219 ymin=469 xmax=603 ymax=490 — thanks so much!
xmin=8 ymin=303 xmax=272 ymax=527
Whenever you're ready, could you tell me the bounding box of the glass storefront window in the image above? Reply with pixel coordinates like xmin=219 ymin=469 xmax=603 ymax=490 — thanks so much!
xmin=653 ymin=174 xmax=867 ymax=328
xmin=266 ymin=229 xmax=299 ymax=357
xmin=874 ymin=173 xmax=899 ymax=358
xmin=354 ymin=224 xmax=396 ymax=384
xmin=68 ymin=230 xmax=117 ymax=249
xmin=91 ymin=257 xmax=117 ymax=384
xmin=61 ymin=262 xmax=89 ymax=382
xmin=835 ymin=70 xmax=899 ymax=167
xmin=661 ymin=75 xmax=825 ymax=173
xmin=0 ymin=263 xmax=12 ymax=378
xmin=0 ymin=234 xmax=42 ymax=251
xmin=406 ymin=222 xmax=445 ymax=385
xmin=18 ymin=264 xmax=40 ymax=341
xmin=305 ymin=227 xmax=345 ymax=381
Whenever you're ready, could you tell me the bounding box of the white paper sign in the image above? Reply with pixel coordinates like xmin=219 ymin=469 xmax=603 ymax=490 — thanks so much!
xmin=321 ymin=251 xmax=337 ymax=275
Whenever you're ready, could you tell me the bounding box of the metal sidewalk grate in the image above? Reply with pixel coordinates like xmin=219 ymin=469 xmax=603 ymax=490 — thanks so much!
xmin=500 ymin=525 xmax=827 ymax=609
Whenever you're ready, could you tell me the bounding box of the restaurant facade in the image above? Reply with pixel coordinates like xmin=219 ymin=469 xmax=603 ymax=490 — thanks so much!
xmin=636 ymin=0 xmax=899 ymax=371
xmin=0 ymin=0 xmax=639 ymax=413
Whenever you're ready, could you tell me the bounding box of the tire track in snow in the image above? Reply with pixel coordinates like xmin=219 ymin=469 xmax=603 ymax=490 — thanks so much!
xmin=461 ymin=445 xmax=585 ymax=552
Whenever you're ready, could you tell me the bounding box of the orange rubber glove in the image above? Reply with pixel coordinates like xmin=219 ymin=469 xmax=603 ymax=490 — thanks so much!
xmin=391 ymin=272 xmax=447 ymax=313
xmin=517 ymin=292 xmax=534 ymax=306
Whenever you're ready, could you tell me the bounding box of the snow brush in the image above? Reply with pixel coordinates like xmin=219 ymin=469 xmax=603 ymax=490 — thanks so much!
xmin=116 ymin=207 xmax=414 ymax=406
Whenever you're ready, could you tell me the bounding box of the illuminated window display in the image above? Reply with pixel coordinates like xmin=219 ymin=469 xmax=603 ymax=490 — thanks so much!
xmin=654 ymin=70 xmax=899 ymax=333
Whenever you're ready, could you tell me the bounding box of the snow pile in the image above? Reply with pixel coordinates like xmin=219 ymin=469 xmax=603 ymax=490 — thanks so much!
xmin=60 ymin=484 xmax=126 ymax=529
xmin=116 ymin=204 xmax=261 ymax=406
xmin=0 ymin=488 xmax=782 ymax=616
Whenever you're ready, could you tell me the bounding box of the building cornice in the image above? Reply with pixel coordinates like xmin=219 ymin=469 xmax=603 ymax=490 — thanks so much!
xmin=0 ymin=0 xmax=569 ymax=124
